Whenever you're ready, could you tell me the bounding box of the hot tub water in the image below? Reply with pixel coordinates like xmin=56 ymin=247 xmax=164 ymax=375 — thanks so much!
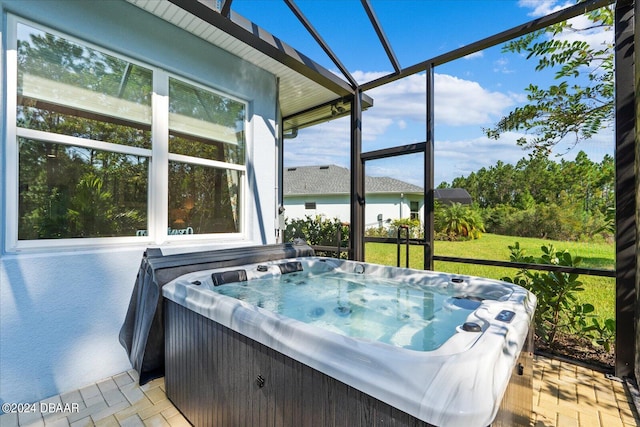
xmin=207 ymin=268 xmax=481 ymax=352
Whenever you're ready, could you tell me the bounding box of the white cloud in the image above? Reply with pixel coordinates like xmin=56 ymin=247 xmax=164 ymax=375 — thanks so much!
xmin=434 ymin=132 xmax=529 ymax=184
xmin=285 ymin=71 xmax=522 ymax=182
xmin=434 ymin=127 xmax=614 ymax=185
xmin=550 ymin=125 xmax=614 ymax=159
xmin=283 ymin=117 xmax=350 ymax=168
xmin=285 ymin=116 xmax=613 ymax=187
xmin=434 ymin=74 xmax=516 ymax=126
xmin=464 ymin=50 xmax=484 ymax=60
xmin=493 ymin=57 xmax=515 ymax=74
xmin=518 ymin=0 xmax=613 ymax=54
xmin=556 ymin=16 xmax=613 ymax=52
xmin=518 ymin=0 xmax=573 ymax=17
xmin=362 ymin=117 xmax=393 ymax=142
xmin=357 ymin=71 xmax=516 ymax=133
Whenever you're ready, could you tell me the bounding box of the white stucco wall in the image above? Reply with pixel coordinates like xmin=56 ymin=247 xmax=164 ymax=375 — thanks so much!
xmin=284 ymin=195 xmax=351 ymax=223
xmin=365 ymin=194 xmax=424 ymax=228
xmin=0 ymin=0 xmax=278 ymax=405
xmin=284 ymin=194 xmax=423 ymax=229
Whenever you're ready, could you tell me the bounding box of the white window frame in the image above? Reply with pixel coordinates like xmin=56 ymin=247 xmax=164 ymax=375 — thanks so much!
xmin=410 ymin=200 xmax=420 ymax=221
xmin=163 ymin=71 xmax=249 ymax=244
xmin=5 ymin=15 xmax=249 ymax=252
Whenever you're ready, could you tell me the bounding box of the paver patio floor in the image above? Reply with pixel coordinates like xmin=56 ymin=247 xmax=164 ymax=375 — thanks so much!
xmin=532 ymin=356 xmax=638 ymax=427
xmin=1 ymin=355 xmax=638 ymax=427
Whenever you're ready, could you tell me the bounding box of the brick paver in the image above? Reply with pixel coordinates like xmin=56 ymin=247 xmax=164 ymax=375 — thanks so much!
xmin=533 ymin=356 xmax=640 ymax=427
xmin=0 ymin=357 xmax=637 ymax=427
xmin=0 ymin=371 xmax=188 ymax=427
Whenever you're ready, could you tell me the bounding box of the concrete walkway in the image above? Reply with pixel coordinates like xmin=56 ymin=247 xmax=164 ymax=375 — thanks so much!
xmin=1 ymin=356 xmax=638 ymax=427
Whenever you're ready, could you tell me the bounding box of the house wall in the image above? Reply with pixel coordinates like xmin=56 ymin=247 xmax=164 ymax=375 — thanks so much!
xmin=284 ymin=195 xmax=350 ymax=223
xmin=284 ymin=194 xmax=424 ymax=229
xmin=0 ymin=0 xmax=278 ymax=405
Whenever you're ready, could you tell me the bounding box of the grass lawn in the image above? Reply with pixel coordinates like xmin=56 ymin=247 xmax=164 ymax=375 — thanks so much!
xmin=364 ymin=233 xmax=615 ymax=322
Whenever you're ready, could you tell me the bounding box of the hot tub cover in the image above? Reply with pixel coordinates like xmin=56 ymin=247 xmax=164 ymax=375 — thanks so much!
xmin=118 ymin=241 xmax=315 ymax=384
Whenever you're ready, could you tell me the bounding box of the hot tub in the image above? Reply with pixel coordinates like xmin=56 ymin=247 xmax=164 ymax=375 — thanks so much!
xmin=162 ymin=255 xmax=536 ymax=427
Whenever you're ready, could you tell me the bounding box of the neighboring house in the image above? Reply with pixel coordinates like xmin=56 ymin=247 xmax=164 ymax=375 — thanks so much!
xmin=284 ymin=165 xmax=424 ymax=228
xmin=284 ymin=165 xmax=473 ymax=228
xmin=0 ymin=1 xmax=371 ymax=405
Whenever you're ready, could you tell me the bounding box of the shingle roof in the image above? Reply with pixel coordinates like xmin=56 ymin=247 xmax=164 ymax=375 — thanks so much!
xmin=283 ymin=165 xmax=423 ymax=195
xmin=434 ymin=188 xmax=473 ymax=205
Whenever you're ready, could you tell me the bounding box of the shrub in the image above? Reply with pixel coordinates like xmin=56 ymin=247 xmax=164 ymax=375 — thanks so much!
xmin=389 ymin=218 xmax=422 ymax=239
xmin=482 ymin=201 xmax=609 ymax=241
xmin=364 ymin=226 xmax=389 ymax=238
xmin=503 ymin=242 xmax=615 ymax=351
xmin=284 ymin=215 xmax=349 ymax=257
xmin=482 ymin=204 xmax=517 ymax=234
xmin=435 ymin=203 xmax=485 ymax=240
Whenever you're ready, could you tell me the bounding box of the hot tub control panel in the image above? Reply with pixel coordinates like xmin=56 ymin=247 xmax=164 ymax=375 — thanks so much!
xmin=495 ymin=310 xmax=516 ymax=323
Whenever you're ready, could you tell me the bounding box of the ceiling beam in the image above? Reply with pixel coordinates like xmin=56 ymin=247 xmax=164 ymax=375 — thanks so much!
xmin=167 ymin=0 xmax=355 ymax=97
xmin=361 ymin=0 xmax=401 ymax=74
xmin=360 ymin=142 xmax=425 ymax=161
xmin=361 ymin=0 xmax=614 ymax=91
xmin=219 ymin=0 xmax=232 ymax=17
xmin=283 ymin=0 xmax=359 ymax=89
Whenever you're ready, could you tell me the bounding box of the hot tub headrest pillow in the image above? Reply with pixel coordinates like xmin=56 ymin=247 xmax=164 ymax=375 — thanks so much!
xmin=212 ymin=269 xmax=248 ymax=286
xmin=278 ymin=261 xmax=303 ymax=274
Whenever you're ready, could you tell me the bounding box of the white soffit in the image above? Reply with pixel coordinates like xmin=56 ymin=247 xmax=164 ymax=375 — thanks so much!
xmin=124 ymin=0 xmax=357 ymax=125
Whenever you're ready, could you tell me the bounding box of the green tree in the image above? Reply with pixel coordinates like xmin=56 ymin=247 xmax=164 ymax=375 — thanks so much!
xmin=515 ymin=153 xmax=560 ymax=204
xmin=435 ymin=203 xmax=485 ymax=240
xmin=439 ymin=151 xmax=614 ymax=240
xmin=485 ymin=4 xmax=613 ymax=155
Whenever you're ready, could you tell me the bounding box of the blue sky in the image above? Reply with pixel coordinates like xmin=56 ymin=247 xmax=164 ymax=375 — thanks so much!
xmin=234 ymin=1 xmax=614 ymax=187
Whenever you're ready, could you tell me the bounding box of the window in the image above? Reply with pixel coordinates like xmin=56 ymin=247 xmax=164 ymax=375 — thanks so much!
xmin=168 ymin=162 xmax=241 ymax=234
xmin=167 ymin=78 xmax=245 ymax=235
xmin=8 ymin=18 xmax=247 ymax=249
xmin=18 ymin=139 xmax=149 ymax=239
xmin=305 ymin=202 xmax=316 ymax=210
xmin=410 ymin=201 xmax=420 ymax=221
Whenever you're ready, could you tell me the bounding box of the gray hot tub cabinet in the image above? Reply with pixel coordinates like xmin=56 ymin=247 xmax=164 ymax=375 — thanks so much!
xmin=164 ymin=296 xmax=533 ymax=427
